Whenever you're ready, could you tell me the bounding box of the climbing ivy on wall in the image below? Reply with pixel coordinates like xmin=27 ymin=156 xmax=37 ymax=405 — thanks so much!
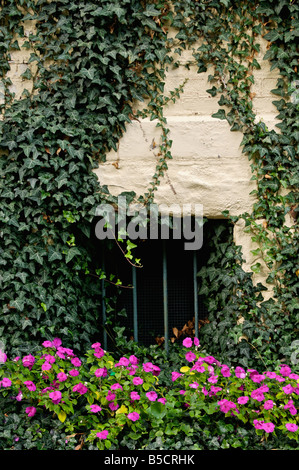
xmin=0 ymin=0 xmax=298 ymax=367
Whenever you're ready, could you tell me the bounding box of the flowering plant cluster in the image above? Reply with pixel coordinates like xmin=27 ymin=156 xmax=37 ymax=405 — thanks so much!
xmin=0 ymin=337 xmax=298 ymax=450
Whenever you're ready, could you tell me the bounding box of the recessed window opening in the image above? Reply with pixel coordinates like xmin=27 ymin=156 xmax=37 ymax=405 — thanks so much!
xmin=97 ymin=219 xmax=228 ymax=351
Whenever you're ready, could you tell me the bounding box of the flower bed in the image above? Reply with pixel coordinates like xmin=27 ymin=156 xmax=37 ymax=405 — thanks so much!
xmin=0 ymin=337 xmax=298 ymax=450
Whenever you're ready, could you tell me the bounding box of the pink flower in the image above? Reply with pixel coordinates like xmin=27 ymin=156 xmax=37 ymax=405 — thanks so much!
xmin=22 ymin=354 xmax=35 ymax=369
xmin=285 ymin=423 xmax=298 ymax=432
xmin=44 ymin=354 xmax=55 ymax=364
xmin=42 ymin=340 xmax=53 ymax=348
xmin=69 ymin=369 xmax=79 ymax=376
xmin=266 ymin=371 xmax=277 ymax=379
xmin=251 ymin=390 xmax=265 ymax=402
xmin=220 ymin=365 xmax=231 ymax=378
xmin=72 ymin=383 xmax=88 ymax=395
xmin=0 ymin=350 xmax=7 ymax=363
xmin=91 ymin=342 xmax=101 ymax=349
xmin=94 ymin=349 xmax=105 ymax=359
xmin=218 ymin=399 xmax=236 ymax=413
xmin=237 ymin=396 xmax=249 ymax=405
xmin=146 ymin=391 xmax=157 ymax=402
xmin=0 ymin=377 xmax=12 ymax=388
xmin=42 ymin=362 xmax=52 ymax=371
xmin=189 ymin=382 xmax=199 ymax=389
xmin=263 ymin=400 xmax=274 ymax=410
xmin=25 ymin=406 xmax=36 ymax=417
xmin=106 ymin=391 xmax=116 ymax=402
xmin=208 ymin=375 xmax=218 ymax=384
xmin=116 ymin=357 xmax=130 ymax=367
xmin=209 ymin=386 xmax=222 ymax=396
xmin=129 ymin=355 xmax=139 ymax=365
xmin=182 ymin=337 xmax=193 ymax=348
xmin=97 ymin=430 xmax=108 ymax=440
xmin=143 ymin=362 xmax=154 ymax=372
xmin=251 ymin=373 xmax=266 ymax=383
xmin=52 ymin=338 xmax=62 ymax=348
xmin=110 ymin=383 xmax=123 ymax=391
xmin=280 ymin=365 xmax=292 ymax=377
xmin=263 ymin=422 xmax=275 ymax=433
xmin=94 ymin=368 xmax=108 ymax=378
xmin=191 ymin=364 xmax=205 ymax=373
xmin=235 ymin=366 xmax=246 ymax=379
xmin=23 ymin=381 xmax=36 ymax=391
xmin=71 ymin=357 xmax=81 ymax=367
xmin=194 ymin=337 xmax=200 ymax=346
xmin=172 ymin=371 xmax=182 ymax=382
xmin=57 ymin=372 xmax=68 ymax=382
xmin=158 ymin=397 xmax=167 ymax=404
xmin=49 ymin=390 xmax=62 ymax=404
xmin=130 ymin=391 xmax=140 ymax=401
xmin=127 ymin=412 xmax=140 ymax=421
xmin=185 ymin=351 xmax=196 ymax=362
xmin=253 ymin=419 xmax=265 ymax=430
xmin=132 ymin=377 xmax=143 ymax=386
xmin=152 ymin=365 xmax=161 ymax=376
xmin=109 ymin=403 xmax=119 ymax=411
xmin=283 ymin=384 xmax=293 ymax=394
xmin=90 ymin=404 xmax=102 ymax=413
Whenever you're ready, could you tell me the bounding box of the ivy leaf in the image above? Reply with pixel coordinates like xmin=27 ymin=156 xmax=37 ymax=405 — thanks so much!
xmin=65 ymin=247 xmax=81 ymax=264
xmin=212 ymin=109 xmax=226 ymax=120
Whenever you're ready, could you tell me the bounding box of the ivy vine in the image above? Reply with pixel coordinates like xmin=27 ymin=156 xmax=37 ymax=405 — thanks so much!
xmin=0 ymin=0 xmax=298 ymax=369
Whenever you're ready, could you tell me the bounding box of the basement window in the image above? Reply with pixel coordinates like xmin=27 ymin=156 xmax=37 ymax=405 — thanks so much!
xmin=97 ymin=219 xmax=225 ymax=350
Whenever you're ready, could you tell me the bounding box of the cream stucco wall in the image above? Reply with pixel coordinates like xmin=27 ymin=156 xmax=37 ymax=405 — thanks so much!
xmin=3 ymin=30 xmax=281 ymax=294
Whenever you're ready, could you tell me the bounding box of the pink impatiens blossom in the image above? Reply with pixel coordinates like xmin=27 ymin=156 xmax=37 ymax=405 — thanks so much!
xmin=235 ymin=366 xmax=246 ymax=379
xmin=218 ymin=399 xmax=236 ymax=413
xmin=158 ymin=397 xmax=167 ymax=404
xmin=90 ymin=404 xmax=102 ymax=413
xmin=182 ymin=337 xmax=193 ymax=348
xmin=263 ymin=422 xmax=275 ymax=433
xmin=41 ymin=362 xmax=52 ymax=371
xmin=280 ymin=365 xmax=292 ymax=377
xmin=110 ymin=383 xmax=123 ymax=391
xmin=285 ymin=423 xmax=298 ymax=432
xmin=109 ymin=403 xmax=119 ymax=411
xmin=57 ymin=372 xmax=68 ymax=382
xmin=106 ymin=391 xmax=116 ymax=402
xmin=263 ymin=400 xmax=274 ymax=410
xmin=237 ymin=396 xmax=249 ymax=405
xmin=282 ymin=384 xmax=294 ymax=395
xmin=97 ymin=430 xmax=109 ymax=440
xmin=146 ymin=391 xmax=158 ymax=402
xmin=185 ymin=351 xmax=196 ymax=362
xmin=189 ymin=382 xmax=199 ymax=389
xmin=69 ymin=369 xmax=79 ymax=377
xmin=22 ymin=354 xmax=35 ymax=369
xmin=72 ymin=383 xmax=88 ymax=395
xmin=0 ymin=377 xmax=12 ymax=388
xmin=130 ymin=391 xmax=140 ymax=401
xmin=42 ymin=340 xmax=53 ymax=348
xmin=220 ymin=365 xmax=231 ymax=378
xmin=116 ymin=357 xmax=130 ymax=367
xmin=132 ymin=377 xmax=143 ymax=386
xmin=94 ymin=368 xmax=108 ymax=378
xmin=23 ymin=381 xmax=36 ymax=391
xmin=49 ymin=390 xmax=62 ymax=404
xmin=71 ymin=357 xmax=82 ymax=367
xmin=25 ymin=406 xmax=36 ymax=417
xmin=127 ymin=412 xmax=140 ymax=421
xmin=172 ymin=371 xmax=182 ymax=382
